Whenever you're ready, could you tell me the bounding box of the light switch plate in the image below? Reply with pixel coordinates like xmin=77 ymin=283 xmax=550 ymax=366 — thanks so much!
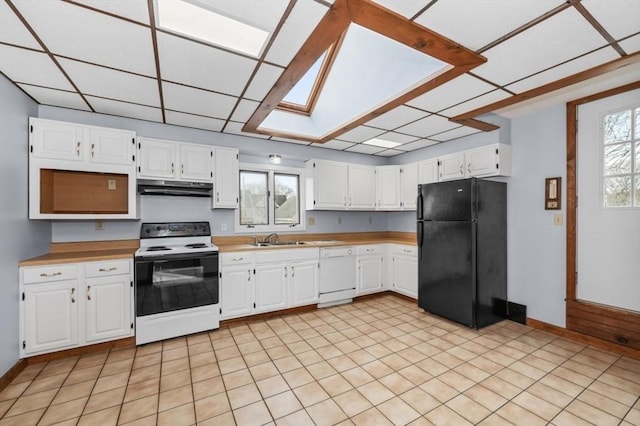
xmin=553 ymin=214 xmax=563 ymax=225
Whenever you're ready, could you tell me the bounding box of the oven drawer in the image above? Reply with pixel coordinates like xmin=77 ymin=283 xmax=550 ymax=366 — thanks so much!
xmin=23 ymin=264 xmax=78 ymax=284
xmin=85 ymin=259 xmax=131 ymax=277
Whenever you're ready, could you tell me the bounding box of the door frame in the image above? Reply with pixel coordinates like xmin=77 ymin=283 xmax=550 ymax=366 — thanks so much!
xmin=566 ymin=81 xmax=640 ymax=350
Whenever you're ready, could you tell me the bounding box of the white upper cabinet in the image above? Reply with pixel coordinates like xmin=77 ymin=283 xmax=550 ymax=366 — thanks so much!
xmin=401 ymin=162 xmax=418 ymax=210
xmin=180 ymin=143 xmax=213 ymax=182
xmin=306 ymin=160 xmax=349 ymax=209
xmin=88 ymin=127 xmax=135 ymax=166
xmin=438 ymin=152 xmax=466 ymax=181
xmin=376 ymin=165 xmax=402 ymax=210
xmin=348 ymin=164 xmax=376 ymax=210
xmin=137 ymin=137 xmax=178 ymax=180
xmin=466 ymin=143 xmax=512 ymax=177
xmin=418 ymin=158 xmax=438 ymax=185
xmin=31 ymin=119 xmax=84 ymax=161
xmin=213 ymin=147 xmax=239 ymax=209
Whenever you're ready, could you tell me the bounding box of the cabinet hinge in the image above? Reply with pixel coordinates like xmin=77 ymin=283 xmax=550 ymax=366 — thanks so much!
xmin=22 ymin=341 xmax=26 ymax=349
xmin=219 ymin=308 xmax=222 ymax=314
xmin=21 ymin=292 xmax=25 ymax=301
xmin=30 ymin=145 xmax=33 ymax=153
xmin=400 ymin=169 xmax=404 ymax=173
xmin=313 ymin=162 xmax=316 ymax=168
xmin=30 ymin=125 xmax=33 ymax=133
xmin=496 ymin=148 xmax=498 ymax=154
xmin=313 ymin=200 xmax=316 ymax=205
xmin=132 ymin=155 xmax=135 ymax=162
xmin=210 ymin=151 xmax=213 ymax=157
xmin=130 ymin=281 xmax=133 ymax=287
xmin=496 ymin=163 xmax=499 ymax=169
xmin=253 ymin=302 xmax=256 ymax=308
xmin=210 ymin=171 xmax=213 ymax=177
xmin=138 ymin=166 xmax=141 ymax=173
xmin=132 ymin=138 xmax=135 ymax=144
xmin=253 ymin=269 xmax=256 ymax=275
xmin=437 ymin=161 xmax=441 ymax=166
xmin=236 ymin=154 xmax=239 ymax=160
xmin=138 ymin=142 xmax=141 ymax=149
xmin=236 ymin=197 xmax=238 ymax=203
xmin=130 ymin=323 xmax=134 ymax=329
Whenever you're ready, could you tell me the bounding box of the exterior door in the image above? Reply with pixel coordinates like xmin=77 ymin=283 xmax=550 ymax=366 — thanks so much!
xmin=576 ymin=89 xmax=640 ymax=312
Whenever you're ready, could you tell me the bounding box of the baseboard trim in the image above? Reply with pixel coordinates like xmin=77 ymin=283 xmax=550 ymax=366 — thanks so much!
xmin=527 ymin=318 xmax=640 ymax=360
xmin=25 ymin=337 xmax=136 ymax=365
xmin=220 ymin=304 xmax=318 ymax=328
xmin=0 ymin=359 xmax=28 ymax=394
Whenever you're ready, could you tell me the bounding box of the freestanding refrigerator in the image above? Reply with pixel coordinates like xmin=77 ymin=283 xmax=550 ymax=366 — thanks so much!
xmin=417 ymin=178 xmax=507 ymax=329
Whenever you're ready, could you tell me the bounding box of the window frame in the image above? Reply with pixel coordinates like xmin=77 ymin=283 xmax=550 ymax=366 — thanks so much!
xmin=234 ymin=163 xmax=306 ymax=233
xmin=600 ymin=104 xmax=640 ymax=209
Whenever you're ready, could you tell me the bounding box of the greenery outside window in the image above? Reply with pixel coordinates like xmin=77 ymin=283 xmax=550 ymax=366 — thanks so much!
xmin=236 ymin=165 xmax=305 ymax=233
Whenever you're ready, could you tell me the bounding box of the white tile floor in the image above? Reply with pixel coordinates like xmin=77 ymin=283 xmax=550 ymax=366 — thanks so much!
xmin=0 ymin=294 xmax=639 ymax=425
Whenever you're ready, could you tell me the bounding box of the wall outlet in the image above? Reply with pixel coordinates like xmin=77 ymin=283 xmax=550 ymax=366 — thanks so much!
xmin=338 ymin=217 xmax=342 ymax=225
xmin=553 ymin=214 xmax=563 ymax=226
xmin=220 ymin=223 xmax=227 ymax=231
xmin=308 ymin=216 xmax=315 ymax=226
xmin=95 ymin=219 xmax=104 ymax=230
xmin=107 ymin=179 xmax=116 ymax=190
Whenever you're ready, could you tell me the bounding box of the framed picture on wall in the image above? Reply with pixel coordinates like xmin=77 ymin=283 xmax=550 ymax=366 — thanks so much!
xmin=545 ymin=177 xmax=561 ymax=210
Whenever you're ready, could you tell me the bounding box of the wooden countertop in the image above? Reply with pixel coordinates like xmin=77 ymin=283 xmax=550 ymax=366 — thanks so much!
xmin=19 ymin=240 xmax=138 ymax=267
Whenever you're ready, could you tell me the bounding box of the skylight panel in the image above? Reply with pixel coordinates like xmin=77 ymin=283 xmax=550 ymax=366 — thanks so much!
xmin=157 ymin=0 xmax=269 ymax=57
xmin=363 ymin=138 xmax=401 ymax=148
xmin=281 ymin=52 xmax=327 ymax=106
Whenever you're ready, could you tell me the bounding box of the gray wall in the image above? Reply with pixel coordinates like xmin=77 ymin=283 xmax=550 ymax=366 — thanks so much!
xmin=0 ymin=76 xmax=51 ymax=376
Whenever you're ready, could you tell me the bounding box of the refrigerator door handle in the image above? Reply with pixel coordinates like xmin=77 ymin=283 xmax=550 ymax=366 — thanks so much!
xmin=416 ymin=192 xmax=423 ymax=220
xmin=417 ymin=221 xmax=424 ymax=257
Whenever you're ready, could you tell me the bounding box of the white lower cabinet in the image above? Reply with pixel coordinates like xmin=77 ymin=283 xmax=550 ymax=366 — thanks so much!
xmin=255 ymin=263 xmax=287 ymax=313
xmin=356 ymin=245 xmax=385 ymax=295
xmin=390 ymin=245 xmax=418 ymax=299
xmin=289 ymin=259 xmax=319 ymax=307
xmin=220 ymin=253 xmax=254 ymax=319
xmin=20 ymin=259 xmax=133 ymax=357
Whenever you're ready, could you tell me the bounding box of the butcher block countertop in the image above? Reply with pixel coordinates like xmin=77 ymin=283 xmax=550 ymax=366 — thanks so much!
xmin=19 ymin=240 xmax=139 ymax=267
xmin=19 ymin=232 xmax=416 ymax=265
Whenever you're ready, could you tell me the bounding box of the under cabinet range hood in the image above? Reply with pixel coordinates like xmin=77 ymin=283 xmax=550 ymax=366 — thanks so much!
xmin=137 ymin=179 xmax=213 ymax=197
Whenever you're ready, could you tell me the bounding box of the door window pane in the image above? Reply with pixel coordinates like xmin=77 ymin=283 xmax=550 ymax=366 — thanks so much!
xmin=604 ymin=176 xmax=631 ymax=207
xmin=274 ymin=173 xmax=300 ymax=225
xmin=604 ymin=109 xmax=631 ymax=144
xmin=603 ymin=143 xmax=631 ymax=175
xmin=240 ymin=171 xmax=268 ymax=225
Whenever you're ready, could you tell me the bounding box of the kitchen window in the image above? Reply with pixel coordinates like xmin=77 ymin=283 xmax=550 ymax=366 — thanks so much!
xmin=602 ymin=105 xmax=640 ymax=208
xmin=236 ymin=165 xmax=305 ymax=232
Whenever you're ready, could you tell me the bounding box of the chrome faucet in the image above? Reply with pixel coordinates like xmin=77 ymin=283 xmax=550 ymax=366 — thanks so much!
xmin=262 ymin=233 xmax=279 ymax=244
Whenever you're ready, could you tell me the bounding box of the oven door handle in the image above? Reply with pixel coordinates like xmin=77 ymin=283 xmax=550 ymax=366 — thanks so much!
xmin=135 ymin=251 xmax=219 ymax=263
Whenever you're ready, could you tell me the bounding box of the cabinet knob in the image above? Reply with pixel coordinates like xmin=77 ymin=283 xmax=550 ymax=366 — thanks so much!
xmin=91 ymin=143 xmax=95 ymax=158
xmin=459 ymin=164 xmax=464 ymax=175
xmin=76 ymin=142 xmax=81 ymax=156
xmin=291 ymin=266 xmax=295 ymax=277
xmin=40 ymin=271 xmax=62 ymax=277
xmin=284 ymin=266 xmax=288 ymax=278
xmin=70 ymin=287 xmax=76 ymax=303
xmin=87 ymin=285 xmax=91 ymax=301
xmin=247 ymin=270 xmax=251 ymax=281
xmin=467 ymin=163 xmax=471 ymax=174
xmin=98 ymin=267 xmax=117 ymax=272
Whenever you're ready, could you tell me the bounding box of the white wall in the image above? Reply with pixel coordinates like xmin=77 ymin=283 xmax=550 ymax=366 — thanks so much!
xmin=0 ymin=76 xmax=51 ymax=376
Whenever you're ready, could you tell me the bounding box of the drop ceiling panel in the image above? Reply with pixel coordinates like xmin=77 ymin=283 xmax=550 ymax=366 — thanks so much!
xmin=619 ymin=34 xmax=640 ymax=54
xmin=375 ymin=149 xmax=403 ymax=157
xmin=371 ymin=0 xmax=428 ymax=19
xmin=396 ymin=139 xmax=439 ymax=151
xmin=407 ymin=74 xmax=497 ymax=114
xmin=69 ymin=0 xmax=151 ymax=24
xmin=395 ymin=115 xmax=459 ymax=138
xmin=157 ymin=32 xmax=257 ymax=97
xmin=365 ymin=105 xmax=429 ymax=130
xmin=0 ymin=1 xmax=40 ymax=50
xmin=582 ymin=0 xmax=640 ymax=40
xmin=376 ymin=132 xmax=419 ymax=144
xmin=472 ymin=7 xmax=608 ymax=86
xmin=165 ymin=111 xmax=225 ymax=132
xmin=506 ymin=47 xmax=619 ymax=94
xmin=317 ymin=140 xmax=356 ymax=150
xmin=414 ymin=0 xmax=565 ymax=51
xmin=18 ymin=84 xmax=89 ymax=111
xmin=440 ymin=89 xmax=511 ymax=117
xmin=223 ymin=121 xmax=270 ymax=139
xmin=13 ymin=0 xmax=156 ymax=76
xmin=231 ymin=99 xmax=260 ymax=122
xmin=57 ymin=58 xmax=160 ymax=107
xmin=345 ymin=144 xmax=384 ymax=155
xmin=0 ymin=45 xmax=73 ymax=91
xmin=338 ymin=126 xmax=386 ymax=143
xmin=243 ymin=63 xmax=284 ymax=101
xmin=429 ymin=126 xmax=481 ymax=142
xmin=162 ymin=82 xmax=237 ymax=119
xmin=199 ymin=0 xmax=290 ymax=34
xmin=86 ymin=96 xmax=163 ymax=122
xmin=264 ymin=0 xmax=329 ymax=67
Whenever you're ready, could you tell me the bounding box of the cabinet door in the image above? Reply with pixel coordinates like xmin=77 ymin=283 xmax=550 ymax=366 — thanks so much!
xmin=418 ymin=158 xmax=439 ymax=185
xmin=357 ymin=256 xmax=384 ymax=295
xmin=393 ymin=254 xmax=418 ymax=298
xmin=438 ymin=152 xmax=466 ymax=181
xmin=289 ymin=260 xmax=318 ymax=306
xmin=214 ymin=148 xmax=239 ymax=208
xmin=89 ymin=128 xmax=135 ymax=166
xmin=466 ymin=145 xmax=498 ymax=177
xmin=348 ymin=164 xmax=376 ymax=209
xmin=401 ymin=163 xmax=418 ymax=210
xmin=255 ymin=264 xmax=287 ymax=313
xmin=31 ymin=119 xmax=84 ymax=161
xmin=376 ymin=166 xmax=402 ymax=210
xmin=85 ymin=276 xmax=132 ymax=343
xmin=313 ymin=161 xmax=349 ymax=209
xmin=180 ymin=144 xmax=213 ymax=182
xmin=23 ymin=281 xmax=79 ymax=354
xmin=220 ymin=266 xmax=253 ymax=319
xmin=138 ymin=138 xmax=177 ymax=179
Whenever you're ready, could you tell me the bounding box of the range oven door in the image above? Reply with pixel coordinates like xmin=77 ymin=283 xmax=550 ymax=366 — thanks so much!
xmin=135 ymin=252 xmax=219 ymax=317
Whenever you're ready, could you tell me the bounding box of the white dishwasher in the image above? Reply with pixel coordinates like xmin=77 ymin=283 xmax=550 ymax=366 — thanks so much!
xmin=318 ymin=246 xmax=356 ymax=307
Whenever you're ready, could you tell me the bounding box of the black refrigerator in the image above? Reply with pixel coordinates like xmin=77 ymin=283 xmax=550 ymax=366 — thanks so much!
xmin=417 ymin=178 xmax=507 ymax=329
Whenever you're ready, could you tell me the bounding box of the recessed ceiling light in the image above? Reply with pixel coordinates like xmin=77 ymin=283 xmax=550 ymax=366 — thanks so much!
xmin=156 ymin=1 xmax=269 ymax=57
xmin=363 ymin=138 xmax=401 ymax=148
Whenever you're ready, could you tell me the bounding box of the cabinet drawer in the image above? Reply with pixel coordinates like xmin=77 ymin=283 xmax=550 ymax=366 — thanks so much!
xmin=23 ymin=264 xmax=78 ymax=284
xmin=85 ymin=259 xmax=130 ymax=277
xmin=392 ymin=245 xmax=417 ymax=256
xmin=356 ymin=245 xmax=384 ymax=256
xmin=220 ymin=252 xmax=253 ymax=266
